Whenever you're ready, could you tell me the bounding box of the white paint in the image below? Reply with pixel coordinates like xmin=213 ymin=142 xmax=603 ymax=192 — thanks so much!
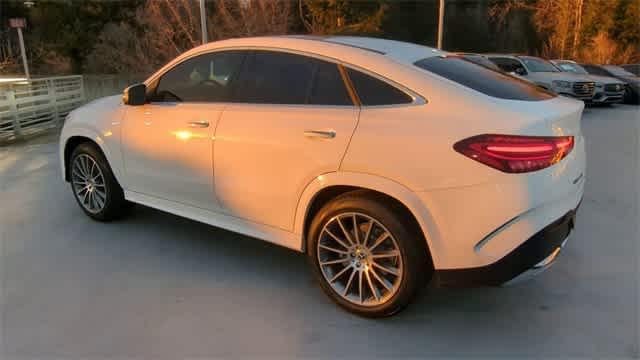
xmin=59 ymin=36 xmax=586 ymax=271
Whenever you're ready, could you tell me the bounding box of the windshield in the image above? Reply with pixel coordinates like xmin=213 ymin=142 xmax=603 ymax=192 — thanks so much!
xmin=556 ymin=62 xmax=588 ymax=75
xmin=604 ymin=65 xmax=637 ymax=77
xmin=520 ymin=56 xmax=560 ymax=72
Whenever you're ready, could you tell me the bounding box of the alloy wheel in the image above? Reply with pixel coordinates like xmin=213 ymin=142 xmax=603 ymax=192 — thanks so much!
xmin=71 ymin=154 xmax=107 ymax=214
xmin=317 ymin=212 xmax=404 ymax=306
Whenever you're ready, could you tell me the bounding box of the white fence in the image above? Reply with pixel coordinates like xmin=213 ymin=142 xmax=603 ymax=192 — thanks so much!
xmin=0 ymin=76 xmax=85 ymax=141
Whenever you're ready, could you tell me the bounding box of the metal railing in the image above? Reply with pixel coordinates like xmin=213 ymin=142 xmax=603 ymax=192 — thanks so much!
xmin=0 ymin=75 xmax=85 ymax=141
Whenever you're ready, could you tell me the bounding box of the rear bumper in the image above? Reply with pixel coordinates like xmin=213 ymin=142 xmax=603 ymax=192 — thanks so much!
xmin=433 ymin=206 xmax=578 ymax=287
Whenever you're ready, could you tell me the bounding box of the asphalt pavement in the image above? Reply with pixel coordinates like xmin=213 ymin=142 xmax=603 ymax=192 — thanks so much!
xmin=1 ymin=105 xmax=638 ymax=359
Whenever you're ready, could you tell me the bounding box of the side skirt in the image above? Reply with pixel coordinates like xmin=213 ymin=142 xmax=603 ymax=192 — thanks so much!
xmin=125 ymin=190 xmax=302 ymax=252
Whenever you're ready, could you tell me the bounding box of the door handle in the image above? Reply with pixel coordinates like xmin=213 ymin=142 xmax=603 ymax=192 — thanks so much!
xmin=304 ymin=130 xmax=336 ymax=139
xmin=188 ymin=120 xmax=209 ymax=128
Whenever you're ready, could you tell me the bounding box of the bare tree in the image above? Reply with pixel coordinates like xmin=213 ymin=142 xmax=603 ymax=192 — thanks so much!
xmin=490 ymin=0 xmax=584 ymax=59
xmin=86 ymin=0 xmax=293 ymax=74
xmin=489 ymin=0 xmax=638 ymax=63
xmin=299 ymin=0 xmax=386 ymax=35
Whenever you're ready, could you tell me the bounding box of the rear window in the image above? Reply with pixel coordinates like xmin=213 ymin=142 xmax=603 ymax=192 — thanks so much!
xmin=414 ymin=56 xmax=556 ymax=101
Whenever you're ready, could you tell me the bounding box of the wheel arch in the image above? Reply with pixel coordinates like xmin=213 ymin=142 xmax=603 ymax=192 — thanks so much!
xmin=294 ymin=172 xmax=442 ymax=266
xmin=61 ymin=128 xmax=123 ymax=185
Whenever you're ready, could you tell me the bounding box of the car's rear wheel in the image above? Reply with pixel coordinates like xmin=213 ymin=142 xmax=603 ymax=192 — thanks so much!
xmin=70 ymin=142 xmax=129 ymax=221
xmin=307 ymin=192 xmax=430 ymax=317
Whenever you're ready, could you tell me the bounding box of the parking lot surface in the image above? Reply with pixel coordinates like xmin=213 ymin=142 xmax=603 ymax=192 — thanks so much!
xmin=1 ymin=105 xmax=638 ymax=359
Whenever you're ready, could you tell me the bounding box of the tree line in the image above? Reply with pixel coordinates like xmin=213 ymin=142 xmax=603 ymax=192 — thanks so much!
xmin=1 ymin=0 xmax=638 ymax=76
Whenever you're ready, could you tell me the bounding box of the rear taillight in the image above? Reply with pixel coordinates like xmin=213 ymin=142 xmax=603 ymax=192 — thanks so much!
xmin=454 ymin=134 xmax=574 ymax=173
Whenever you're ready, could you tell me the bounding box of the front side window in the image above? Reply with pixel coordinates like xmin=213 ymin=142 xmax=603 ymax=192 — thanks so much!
xmin=519 ymin=56 xmax=560 ymax=73
xmin=232 ymin=51 xmax=352 ymax=106
xmin=415 ymin=56 xmax=555 ymax=101
xmin=345 ymin=68 xmax=413 ymax=106
xmin=153 ymin=51 xmax=245 ymax=102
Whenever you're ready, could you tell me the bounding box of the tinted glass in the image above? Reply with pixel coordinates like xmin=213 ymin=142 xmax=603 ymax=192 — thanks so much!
xmin=346 ymin=68 xmax=413 ymax=106
xmin=234 ymin=51 xmax=314 ymax=104
xmin=556 ymin=62 xmax=588 ymax=74
xmin=520 ymin=56 xmax=560 ymax=72
xmin=415 ymin=56 xmax=555 ymax=101
xmin=603 ymin=65 xmax=636 ymax=77
xmin=308 ymin=61 xmax=352 ymax=106
xmin=232 ymin=51 xmax=352 ymax=106
xmin=489 ymin=57 xmax=527 ymax=74
xmin=582 ymin=65 xmax=611 ymax=77
xmin=154 ymin=51 xmax=245 ymax=102
xmin=622 ymin=64 xmax=640 ymax=76
xmin=461 ymin=55 xmax=501 ymax=71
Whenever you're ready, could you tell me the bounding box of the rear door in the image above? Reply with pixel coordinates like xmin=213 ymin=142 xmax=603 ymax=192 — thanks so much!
xmin=213 ymin=50 xmax=359 ymax=230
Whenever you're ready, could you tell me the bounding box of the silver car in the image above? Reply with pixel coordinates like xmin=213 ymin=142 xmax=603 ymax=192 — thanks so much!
xmin=487 ymin=55 xmax=596 ymax=101
xmin=552 ymin=60 xmax=625 ymax=104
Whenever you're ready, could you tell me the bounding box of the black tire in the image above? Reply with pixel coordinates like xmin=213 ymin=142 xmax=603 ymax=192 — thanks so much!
xmin=69 ymin=142 xmax=129 ymax=221
xmin=307 ymin=191 xmax=432 ymax=317
xmin=624 ymin=88 xmax=640 ymax=105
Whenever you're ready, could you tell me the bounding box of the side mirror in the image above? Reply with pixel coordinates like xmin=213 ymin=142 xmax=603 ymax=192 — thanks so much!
xmin=515 ymin=67 xmax=527 ymax=76
xmin=123 ymin=83 xmax=147 ymax=106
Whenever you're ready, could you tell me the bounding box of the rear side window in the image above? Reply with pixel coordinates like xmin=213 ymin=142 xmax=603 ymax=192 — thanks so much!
xmin=308 ymin=61 xmax=352 ymax=106
xmin=234 ymin=51 xmax=314 ymax=104
xmin=232 ymin=51 xmax=352 ymax=106
xmin=415 ymin=56 xmax=555 ymax=101
xmin=345 ymin=68 xmax=413 ymax=106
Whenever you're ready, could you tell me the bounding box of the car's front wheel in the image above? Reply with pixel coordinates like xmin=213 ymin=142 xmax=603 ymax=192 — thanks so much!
xmin=307 ymin=192 xmax=431 ymax=317
xmin=69 ymin=142 xmax=129 ymax=221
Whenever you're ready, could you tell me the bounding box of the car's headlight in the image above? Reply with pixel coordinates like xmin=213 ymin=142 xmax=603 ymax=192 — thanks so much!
xmin=552 ymin=80 xmax=572 ymax=89
xmin=595 ymin=83 xmax=603 ymax=88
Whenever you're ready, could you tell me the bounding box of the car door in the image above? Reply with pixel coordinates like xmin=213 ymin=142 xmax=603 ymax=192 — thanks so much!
xmin=122 ymin=51 xmax=245 ymax=211
xmin=213 ymin=50 xmax=359 ymax=231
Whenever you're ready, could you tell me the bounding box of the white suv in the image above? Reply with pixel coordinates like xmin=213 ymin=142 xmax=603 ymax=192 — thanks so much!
xmin=60 ymin=36 xmax=585 ymax=317
xmin=487 ymin=54 xmax=597 ymax=101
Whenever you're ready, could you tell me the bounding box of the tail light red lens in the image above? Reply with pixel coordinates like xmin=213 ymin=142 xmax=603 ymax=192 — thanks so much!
xmin=454 ymin=134 xmax=574 ymax=173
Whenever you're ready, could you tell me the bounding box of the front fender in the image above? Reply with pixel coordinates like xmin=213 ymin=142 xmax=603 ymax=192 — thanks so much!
xmin=59 ymin=125 xmax=124 ymax=185
xmin=293 ymin=171 xmax=445 ymax=267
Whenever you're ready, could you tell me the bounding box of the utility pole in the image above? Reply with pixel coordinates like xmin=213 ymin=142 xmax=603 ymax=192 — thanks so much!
xmin=9 ymin=18 xmax=29 ymax=78
xmin=437 ymin=0 xmax=445 ymax=50
xmin=199 ymin=0 xmax=208 ymax=45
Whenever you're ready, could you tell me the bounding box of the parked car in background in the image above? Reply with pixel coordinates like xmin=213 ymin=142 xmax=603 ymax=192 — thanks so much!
xmin=551 ymin=60 xmax=625 ymax=105
xmin=486 ymin=55 xmax=596 ymax=101
xmin=621 ymin=64 xmax=640 ymax=77
xmin=581 ymin=64 xmax=640 ymax=104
